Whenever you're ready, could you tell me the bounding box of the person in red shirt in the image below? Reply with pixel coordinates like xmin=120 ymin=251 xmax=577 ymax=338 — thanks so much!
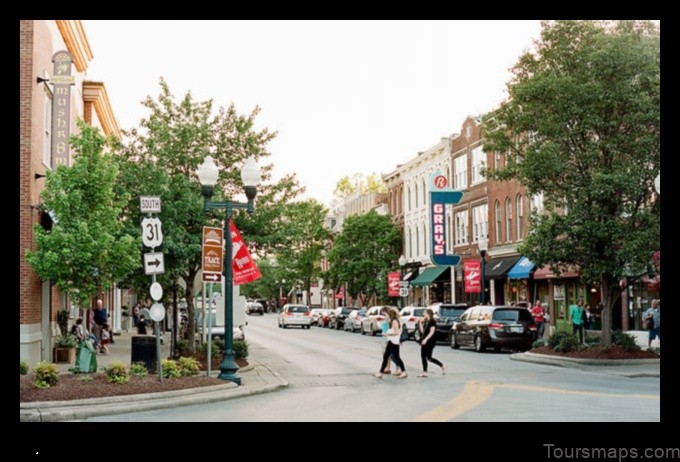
xmin=531 ymin=301 xmax=545 ymax=339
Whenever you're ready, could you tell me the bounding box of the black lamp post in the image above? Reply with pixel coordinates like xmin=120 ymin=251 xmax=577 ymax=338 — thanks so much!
xmin=478 ymin=236 xmax=488 ymax=305
xmin=398 ymin=254 xmax=407 ymax=308
xmin=276 ymin=279 xmax=286 ymax=311
xmin=197 ymin=155 xmax=261 ymax=384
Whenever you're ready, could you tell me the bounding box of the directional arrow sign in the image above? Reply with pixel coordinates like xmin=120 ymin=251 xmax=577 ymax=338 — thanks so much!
xmin=141 ymin=217 xmax=163 ymax=248
xmin=202 ymin=272 xmax=223 ymax=283
xmin=143 ymin=252 xmax=165 ymax=275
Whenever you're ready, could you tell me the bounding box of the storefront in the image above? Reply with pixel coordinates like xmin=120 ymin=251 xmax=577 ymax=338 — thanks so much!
xmin=484 ymin=256 xmax=521 ymax=305
xmin=410 ymin=266 xmax=451 ymax=306
xmin=506 ymin=256 xmax=536 ymax=305
xmin=533 ymin=265 xmax=581 ymax=328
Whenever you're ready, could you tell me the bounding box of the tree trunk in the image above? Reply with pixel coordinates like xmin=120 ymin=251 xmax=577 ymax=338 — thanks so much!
xmin=599 ymin=273 xmax=614 ymax=346
xmin=182 ymin=269 xmax=198 ymax=355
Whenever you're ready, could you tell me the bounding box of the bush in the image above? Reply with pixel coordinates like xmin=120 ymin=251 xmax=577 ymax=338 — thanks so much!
xmin=197 ymin=340 xmax=221 ymax=359
xmin=532 ymin=338 xmax=546 ymax=349
xmin=54 ymin=333 xmax=78 ymax=348
xmin=129 ymin=362 xmax=148 ymax=378
xmin=80 ymin=375 xmax=93 ymax=384
xmin=161 ymin=359 xmax=181 ymax=379
xmin=548 ymin=331 xmax=580 ymax=353
xmin=20 ymin=360 xmax=28 ymax=375
xmin=612 ymin=330 xmax=640 ymax=352
xmin=34 ymin=361 xmax=59 ymax=388
xmin=104 ymin=361 xmax=130 ymax=384
xmin=234 ymin=339 xmax=249 ymax=360
xmin=175 ymin=339 xmax=190 ymax=356
xmin=177 ymin=357 xmax=200 ymax=376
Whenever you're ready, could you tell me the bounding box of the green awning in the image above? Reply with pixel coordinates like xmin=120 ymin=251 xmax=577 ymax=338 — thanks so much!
xmin=410 ymin=266 xmax=449 ymax=287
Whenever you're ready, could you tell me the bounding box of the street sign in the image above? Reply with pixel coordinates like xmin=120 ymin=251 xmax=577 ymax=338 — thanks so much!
xmin=399 ymin=281 xmax=410 ymax=288
xmin=202 ymin=272 xmax=222 ymax=283
xmin=149 ymin=302 xmax=166 ymax=322
xmin=399 ymin=288 xmax=409 ymax=297
xmin=143 ymin=252 xmax=165 ymax=275
xmin=150 ymin=282 xmax=163 ymax=301
xmin=202 ymin=226 xmax=224 ymax=274
xmin=141 ymin=217 xmax=163 ymax=248
xmin=140 ymin=196 xmax=161 ymax=213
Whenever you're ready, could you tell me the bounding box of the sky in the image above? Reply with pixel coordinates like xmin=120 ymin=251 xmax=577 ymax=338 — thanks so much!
xmin=83 ymin=20 xmax=543 ymax=205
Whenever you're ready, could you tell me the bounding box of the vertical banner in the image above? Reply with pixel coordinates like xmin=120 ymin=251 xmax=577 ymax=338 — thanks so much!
xmin=229 ymin=220 xmax=261 ymax=285
xmin=387 ymin=272 xmax=400 ymax=297
xmin=50 ymin=51 xmax=75 ymax=169
xmin=335 ymin=287 xmax=344 ymax=300
xmin=464 ymin=259 xmax=481 ymax=293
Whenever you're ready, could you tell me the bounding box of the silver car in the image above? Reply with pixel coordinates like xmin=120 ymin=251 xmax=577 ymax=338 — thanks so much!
xmin=278 ymin=304 xmax=312 ymax=329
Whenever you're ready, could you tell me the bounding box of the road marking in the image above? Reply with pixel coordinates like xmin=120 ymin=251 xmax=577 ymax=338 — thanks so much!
xmin=496 ymin=383 xmax=660 ymax=400
xmin=410 ymin=380 xmax=494 ymax=422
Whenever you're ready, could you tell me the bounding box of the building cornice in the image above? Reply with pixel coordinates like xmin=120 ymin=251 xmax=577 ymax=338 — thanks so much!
xmin=56 ymin=20 xmax=93 ymax=73
xmin=83 ymin=81 xmax=121 ymax=138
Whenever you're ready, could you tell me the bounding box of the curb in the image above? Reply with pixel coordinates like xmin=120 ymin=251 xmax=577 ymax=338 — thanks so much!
xmin=510 ymin=352 xmax=660 ymax=375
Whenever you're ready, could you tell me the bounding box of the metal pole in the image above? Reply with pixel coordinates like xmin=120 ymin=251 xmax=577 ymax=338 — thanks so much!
xmin=207 ymin=282 xmax=212 ymax=376
xmin=218 ymin=208 xmax=241 ymax=384
xmin=480 ymin=252 xmax=486 ymax=305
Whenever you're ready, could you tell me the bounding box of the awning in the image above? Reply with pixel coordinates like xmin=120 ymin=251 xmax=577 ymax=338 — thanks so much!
xmin=402 ymin=271 xmax=418 ymax=282
xmin=484 ymin=256 xmax=521 ymax=279
xmin=410 ymin=266 xmax=450 ymax=287
xmin=533 ymin=265 xmax=579 ymax=280
xmin=507 ymin=256 xmax=536 ymax=279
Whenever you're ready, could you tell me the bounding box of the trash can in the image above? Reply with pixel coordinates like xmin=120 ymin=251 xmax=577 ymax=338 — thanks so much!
xmin=131 ymin=335 xmax=158 ymax=373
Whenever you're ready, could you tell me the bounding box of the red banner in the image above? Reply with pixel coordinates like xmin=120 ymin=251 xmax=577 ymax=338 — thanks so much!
xmin=387 ymin=272 xmax=400 ymax=297
xmin=335 ymin=287 xmax=344 ymax=300
xmin=464 ymin=259 xmax=481 ymax=293
xmin=229 ymin=220 xmax=261 ymax=285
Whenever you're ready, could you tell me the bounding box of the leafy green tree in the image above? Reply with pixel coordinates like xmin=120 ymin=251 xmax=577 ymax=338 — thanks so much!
xmin=327 ymin=210 xmax=401 ymax=306
xmin=333 ymin=172 xmax=386 ymax=198
xmin=26 ymin=122 xmax=139 ymax=310
xmin=483 ymin=21 xmax=659 ymax=345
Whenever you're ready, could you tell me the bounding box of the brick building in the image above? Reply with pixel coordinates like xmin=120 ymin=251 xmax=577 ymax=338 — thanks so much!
xmin=20 ymin=20 xmax=121 ymax=366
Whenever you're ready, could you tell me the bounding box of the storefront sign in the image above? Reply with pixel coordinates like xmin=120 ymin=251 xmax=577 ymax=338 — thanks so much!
xmin=50 ymin=51 xmax=75 ymax=169
xmin=554 ymin=285 xmax=565 ymax=300
xmin=464 ymin=259 xmax=481 ymax=293
xmin=430 ymin=191 xmax=463 ymax=266
xmin=387 ymin=272 xmax=400 ymax=297
xmin=230 ymin=220 xmax=261 ymax=285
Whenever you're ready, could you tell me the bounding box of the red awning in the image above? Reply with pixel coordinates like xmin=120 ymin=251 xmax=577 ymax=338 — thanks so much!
xmin=533 ymin=265 xmax=579 ymax=280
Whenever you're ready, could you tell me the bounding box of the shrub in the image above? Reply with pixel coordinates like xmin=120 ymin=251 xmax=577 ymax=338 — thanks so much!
xmin=129 ymin=362 xmax=148 ymax=378
xmin=175 ymin=339 xmax=190 ymax=356
xmin=54 ymin=333 xmax=78 ymax=348
xmin=612 ymin=330 xmax=640 ymax=352
xmin=197 ymin=340 xmax=221 ymax=359
xmin=20 ymin=360 xmax=28 ymax=375
xmin=213 ymin=337 xmax=225 ymax=353
xmin=80 ymin=375 xmax=93 ymax=384
xmin=234 ymin=339 xmax=249 ymax=360
xmin=34 ymin=361 xmax=59 ymax=388
xmin=161 ymin=359 xmax=181 ymax=379
xmin=548 ymin=331 xmax=580 ymax=353
xmin=104 ymin=361 xmax=130 ymax=384
xmin=177 ymin=357 xmax=200 ymax=376
xmin=532 ymin=338 xmax=546 ymax=349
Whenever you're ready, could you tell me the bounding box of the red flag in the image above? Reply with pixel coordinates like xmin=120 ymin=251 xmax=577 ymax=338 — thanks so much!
xmin=229 ymin=220 xmax=261 ymax=285
xmin=464 ymin=259 xmax=481 ymax=293
xmin=387 ymin=272 xmax=400 ymax=297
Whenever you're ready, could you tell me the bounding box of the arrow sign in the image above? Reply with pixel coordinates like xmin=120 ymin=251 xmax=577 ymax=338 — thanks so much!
xmin=143 ymin=252 xmax=165 ymax=275
xmin=202 ymin=272 xmax=222 ymax=283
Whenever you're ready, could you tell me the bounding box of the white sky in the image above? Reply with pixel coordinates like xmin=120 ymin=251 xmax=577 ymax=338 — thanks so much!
xmin=83 ymin=20 xmax=543 ymax=205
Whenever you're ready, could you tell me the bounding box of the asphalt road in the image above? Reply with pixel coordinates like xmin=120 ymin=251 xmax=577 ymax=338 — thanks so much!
xmin=86 ymin=313 xmax=660 ymax=422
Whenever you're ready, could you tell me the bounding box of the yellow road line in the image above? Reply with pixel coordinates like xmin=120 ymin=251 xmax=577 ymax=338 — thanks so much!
xmin=410 ymin=380 xmax=494 ymax=422
xmin=496 ymin=383 xmax=660 ymax=400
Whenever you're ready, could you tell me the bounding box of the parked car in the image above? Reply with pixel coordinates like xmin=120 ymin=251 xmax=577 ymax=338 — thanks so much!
xmin=418 ymin=303 xmax=468 ymax=343
xmin=318 ymin=309 xmax=334 ymax=328
xmin=361 ymin=306 xmax=395 ymax=336
xmin=450 ymin=305 xmax=537 ymax=352
xmin=329 ymin=307 xmax=356 ymax=330
xmin=255 ymin=298 xmax=270 ymax=313
xmin=399 ymin=306 xmax=425 ymax=338
xmin=344 ymin=309 xmax=366 ymax=332
xmin=245 ymin=301 xmax=264 ymax=316
xmin=278 ymin=304 xmax=312 ymax=329
xmin=206 ymin=325 xmax=245 ymax=341
xmin=310 ymin=308 xmax=324 ymax=325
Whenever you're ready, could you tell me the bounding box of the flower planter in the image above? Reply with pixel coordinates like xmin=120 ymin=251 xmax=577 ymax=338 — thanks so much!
xmin=54 ymin=347 xmax=76 ymax=364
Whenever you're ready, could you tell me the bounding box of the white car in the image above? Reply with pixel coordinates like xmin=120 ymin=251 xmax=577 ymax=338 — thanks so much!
xmin=399 ymin=306 xmax=426 ymax=337
xmin=206 ymin=325 xmax=245 ymax=341
xmin=278 ymin=304 xmax=312 ymax=329
xmin=310 ymin=308 xmax=324 ymax=325
xmin=344 ymin=309 xmax=366 ymax=332
xmin=361 ymin=306 xmax=397 ymax=336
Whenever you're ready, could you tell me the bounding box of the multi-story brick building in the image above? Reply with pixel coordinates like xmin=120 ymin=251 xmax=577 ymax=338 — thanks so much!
xmin=20 ymin=20 xmax=121 ymax=366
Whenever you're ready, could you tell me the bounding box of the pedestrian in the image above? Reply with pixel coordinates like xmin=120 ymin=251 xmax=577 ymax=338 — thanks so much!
xmin=643 ymin=299 xmax=660 ymax=348
xmin=416 ymin=308 xmax=447 ymax=378
xmin=569 ymin=298 xmax=585 ymax=344
xmin=70 ymin=317 xmax=86 ymax=341
xmin=531 ymin=300 xmax=545 ymax=338
xmin=99 ymin=323 xmax=111 ymax=355
xmin=379 ymin=307 xmax=400 ymax=375
xmin=132 ymin=303 xmax=140 ymax=327
xmin=137 ymin=314 xmax=148 ymax=335
xmin=373 ymin=307 xmax=407 ymax=379
xmin=583 ymin=304 xmax=592 ymax=330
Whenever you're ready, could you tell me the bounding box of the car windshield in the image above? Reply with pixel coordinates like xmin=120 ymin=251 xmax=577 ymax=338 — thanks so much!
xmin=413 ymin=309 xmax=425 ymax=317
xmin=357 ymin=310 xmax=367 ymax=316
xmin=493 ymin=309 xmax=532 ymax=322
xmin=288 ymin=306 xmax=308 ymax=313
xmin=340 ymin=308 xmax=353 ymax=315
xmin=440 ymin=307 xmax=466 ymax=318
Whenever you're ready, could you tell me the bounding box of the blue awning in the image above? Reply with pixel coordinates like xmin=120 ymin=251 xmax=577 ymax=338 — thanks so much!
xmin=507 ymin=256 xmax=536 ymax=279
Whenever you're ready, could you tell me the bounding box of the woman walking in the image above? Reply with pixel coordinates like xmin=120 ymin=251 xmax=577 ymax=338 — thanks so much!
xmin=374 ymin=307 xmax=407 ymax=379
xmin=416 ymin=308 xmax=447 ymax=377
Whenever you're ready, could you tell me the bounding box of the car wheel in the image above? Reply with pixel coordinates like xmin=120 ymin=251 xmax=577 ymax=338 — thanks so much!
xmin=361 ymin=325 xmax=366 ymax=335
xmin=474 ymin=334 xmax=485 ymax=352
xmin=282 ymin=323 xmax=287 ymax=329
xmin=450 ymin=333 xmax=460 ymax=349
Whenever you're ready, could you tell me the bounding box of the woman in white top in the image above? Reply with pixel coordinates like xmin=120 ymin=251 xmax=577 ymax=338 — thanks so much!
xmin=374 ymin=308 xmax=407 ymax=379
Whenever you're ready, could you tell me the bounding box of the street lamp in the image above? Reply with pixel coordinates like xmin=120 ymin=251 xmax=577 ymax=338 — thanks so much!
xmin=478 ymin=236 xmax=488 ymax=305
xmin=277 ymin=279 xmax=286 ymax=311
xmin=398 ymin=254 xmax=407 ymax=308
xmin=197 ymin=155 xmax=261 ymax=384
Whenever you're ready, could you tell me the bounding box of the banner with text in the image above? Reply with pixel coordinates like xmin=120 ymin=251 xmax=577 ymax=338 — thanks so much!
xmin=387 ymin=272 xmax=400 ymax=297
xmin=230 ymin=220 xmax=261 ymax=285
xmin=464 ymin=259 xmax=481 ymax=293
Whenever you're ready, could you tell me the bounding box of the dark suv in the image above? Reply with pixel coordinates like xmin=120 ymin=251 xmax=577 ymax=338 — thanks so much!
xmin=450 ymin=305 xmax=537 ymax=352
xmin=434 ymin=303 xmax=468 ymax=341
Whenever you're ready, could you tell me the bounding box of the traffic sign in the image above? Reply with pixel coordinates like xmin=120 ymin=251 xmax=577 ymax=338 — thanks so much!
xmin=140 ymin=196 xmax=161 ymax=213
xmin=202 ymin=272 xmax=223 ymax=283
xmin=399 ymin=288 xmax=409 ymax=297
xmin=150 ymin=282 xmax=163 ymax=301
xmin=141 ymin=217 xmax=163 ymax=248
xmin=149 ymin=302 xmax=166 ymax=322
xmin=399 ymin=281 xmax=410 ymax=288
xmin=202 ymin=226 xmax=224 ymax=274
xmin=143 ymin=252 xmax=165 ymax=275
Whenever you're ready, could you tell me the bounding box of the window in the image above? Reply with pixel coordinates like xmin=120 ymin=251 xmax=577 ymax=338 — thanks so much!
xmin=530 ymin=192 xmax=544 ymax=215
xmin=407 ymin=227 xmax=413 ymax=259
xmin=407 ymin=187 xmax=411 ymax=211
xmin=422 ymin=179 xmax=427 ymax=206
xmin=495 ymin=201 xmax=502 ymax=244
xmin=422 ymin=223 xmax=427 ymax=257
xmin=471 ymin=146 xmax=486 ymax=184
xmin=414 ymin=184 xmax=418 ymax=209
xmin=446 ymin=165 xmax=451 ymax=187
xmin=454 ymin=155 xmax=467 ymax=190
xmin=415 ymin=226 xmax=420 ymax=257
xmin=43 ymin=89 xmax=53 ymax=168
xmin=472 ymin=203 xmax=488 ymax=242
xmin=516 ymin=194 xmax=524 ymax=241
xmin=505 ymin=198 xmax=512 ymax=243
xmin=455 ymin=210 xmax=468 ymax=245
xmin=494 ymin=152 xmax=501 ymax=170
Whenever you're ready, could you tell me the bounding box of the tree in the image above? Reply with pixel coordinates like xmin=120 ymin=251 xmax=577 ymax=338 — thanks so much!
xmin=333 ymin=172 xmax=386 ymax=198
xmin=26 ymin=122 xmax=139 ymax=310
xmin=327 ymin=211 xmax=401 ymax=306
xmin=483 ymin=21 xmax=660 ymax=345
